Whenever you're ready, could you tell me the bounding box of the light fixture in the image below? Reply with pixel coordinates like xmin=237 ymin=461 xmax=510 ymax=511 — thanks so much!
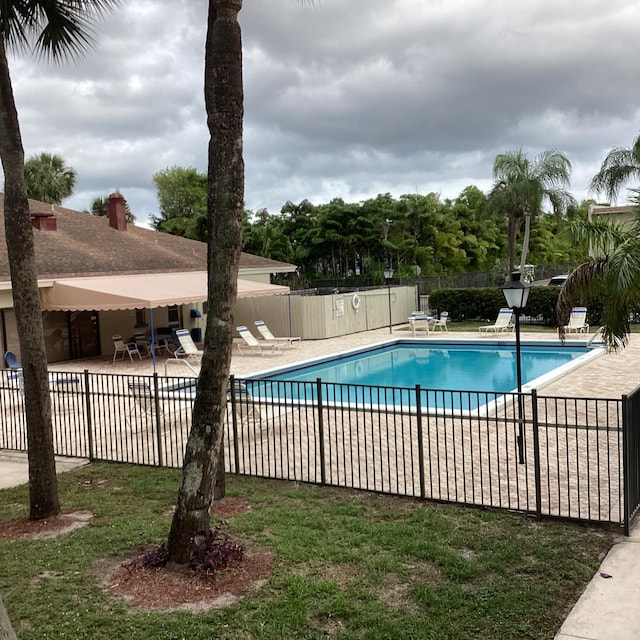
xmin=501 ymin=271 xmax=532 ymax=464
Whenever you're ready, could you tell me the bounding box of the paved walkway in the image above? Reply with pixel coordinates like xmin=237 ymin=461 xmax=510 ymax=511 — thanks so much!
xmin=4 ymin=325 xmax=640 ymax=636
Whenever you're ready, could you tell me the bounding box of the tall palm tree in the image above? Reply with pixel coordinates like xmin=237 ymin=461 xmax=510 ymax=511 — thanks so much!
xmin=167 ymin=0 xmax=245 ymax=565
xmin=489 ymin=149 xmax=575 ymax=276
xmin=0 ymin=1 xmax=118 ymax=520
xmin=24 ymin=152 xmax=76 ymax=204
xmin=590 ymin=133 xmax=640 ymax=203
xmin=558 ymin=190 xmax=640 ymax=349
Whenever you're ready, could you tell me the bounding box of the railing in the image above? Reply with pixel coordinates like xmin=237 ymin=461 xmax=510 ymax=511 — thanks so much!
xmin=1 ymin=369 xmax=638 ymax=532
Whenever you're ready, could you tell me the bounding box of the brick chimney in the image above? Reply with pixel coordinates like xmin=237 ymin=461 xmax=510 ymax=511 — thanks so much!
xmin=31 ymin=211 xmax=57 ymax=231
xmin=108 ymin=191 xmax=127 ymax=231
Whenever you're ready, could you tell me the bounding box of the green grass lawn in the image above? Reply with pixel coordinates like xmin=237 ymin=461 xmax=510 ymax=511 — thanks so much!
xmin=0 ymin=463 xmax=616 ymax=640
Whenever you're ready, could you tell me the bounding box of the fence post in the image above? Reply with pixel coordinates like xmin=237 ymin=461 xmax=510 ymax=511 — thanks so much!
xmin=316 ymin=378 xmax=326 ymax=485
xmin=623 ymin=392 xmax=631 ymax=536
xmin=415 ymin=385 xmax=425 ymax=499
xmin=152 ymin=372 xmax=163 ymax=467
xmin=531 ymin=389 xmax=542 ymax=519
xmin=83 ymin=370 xmax=94 ymax=461
xmin=230 ymin=375 xmax=240 ymax=473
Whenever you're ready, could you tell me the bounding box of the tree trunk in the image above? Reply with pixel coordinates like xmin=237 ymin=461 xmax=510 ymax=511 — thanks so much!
xmin=518 ymin=204 xmax=532 ymax=276
xmin=0 ymin=595 xmax=17 ymax=640
xmin=0 ymin=40 xmax=59 ymax=520
xmin=507 ymin=213 xmax=521 ymax=276
xmin=167 ymin=0 xmax=244 ymax=565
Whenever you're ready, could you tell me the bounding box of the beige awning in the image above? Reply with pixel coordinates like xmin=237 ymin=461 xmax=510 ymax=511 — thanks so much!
xmin=40 ymin=272 xmax=289 ymax=311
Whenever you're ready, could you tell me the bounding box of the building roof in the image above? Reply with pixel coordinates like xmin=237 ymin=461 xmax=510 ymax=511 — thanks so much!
xmin=0 ymin=194 xmax=296 ymax=281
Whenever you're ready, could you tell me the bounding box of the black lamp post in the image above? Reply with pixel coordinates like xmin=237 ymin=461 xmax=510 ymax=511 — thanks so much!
xmin=384 ymin=267 xmax=394 ymax=334
xmin=501 ymin=271 xmax=532 ymax=464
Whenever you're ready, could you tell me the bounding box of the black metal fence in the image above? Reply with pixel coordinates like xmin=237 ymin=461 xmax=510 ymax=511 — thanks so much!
xmin=1 ymin=369 xmax=639 ymax=532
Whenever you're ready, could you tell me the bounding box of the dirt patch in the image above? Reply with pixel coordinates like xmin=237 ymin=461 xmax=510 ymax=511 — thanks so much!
xmin=0 ymin=510 xmax=93 ymax=540
xmin=103 ymin=545 xmax=274 ymax=611
xmin=1 ymin=497 xmax=270 ymax=612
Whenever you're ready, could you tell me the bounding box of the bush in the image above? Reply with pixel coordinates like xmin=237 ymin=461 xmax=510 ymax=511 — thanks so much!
xmin=430 ymin=286 xmax=573 ymax=325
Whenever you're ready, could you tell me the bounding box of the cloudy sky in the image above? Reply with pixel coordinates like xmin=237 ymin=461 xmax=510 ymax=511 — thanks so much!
xmin=7 ymin=0 xmax=640 ymax=225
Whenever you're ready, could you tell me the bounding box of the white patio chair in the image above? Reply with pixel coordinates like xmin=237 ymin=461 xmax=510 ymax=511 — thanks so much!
xmin=236 ymin=326 xmax=286 ymax=356
xmin=408 ymin=312 xmax=430 ymax=336
xmin=479 ymin=308 xmax=515 ymax=333
xmin=112 ymin=335 xmax=143 ymax=362
xmin=432 ymin=311 xmax=449 ymax=332
xmin=254 ymin=321 xmax=301 ymax=348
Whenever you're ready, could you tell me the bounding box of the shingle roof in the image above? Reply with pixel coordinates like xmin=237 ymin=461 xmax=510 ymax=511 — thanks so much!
xmin=0 ymin=194 xmax=296 ymax=281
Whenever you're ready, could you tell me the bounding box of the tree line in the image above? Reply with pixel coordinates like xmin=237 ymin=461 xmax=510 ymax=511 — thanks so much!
xmin=151 ymin=164 xmax=592 ymax=281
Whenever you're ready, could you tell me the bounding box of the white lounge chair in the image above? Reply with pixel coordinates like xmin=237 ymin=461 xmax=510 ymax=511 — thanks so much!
xmin=174 ymin=329 xmax=203 ymax=363
xmin=479 ymin=308 xmax=515 ymax=333
xmin=236 ymin=326 xmax=286 ymax=356
xmin=254 ymin=321 xmax=301 ymax=348
xmin=564 ymin=307 xmax=589 ymax=333
xmin=432 ymin=311 xmax=449 ymax=332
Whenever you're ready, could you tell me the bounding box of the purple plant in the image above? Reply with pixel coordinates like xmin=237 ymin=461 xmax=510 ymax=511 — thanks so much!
xmin=189 ymin=526 xmax=245 ymax=575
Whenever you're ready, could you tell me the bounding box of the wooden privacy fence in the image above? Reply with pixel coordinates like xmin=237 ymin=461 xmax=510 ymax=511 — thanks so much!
xmin=1 ymin=370 xmax=639 ymax=533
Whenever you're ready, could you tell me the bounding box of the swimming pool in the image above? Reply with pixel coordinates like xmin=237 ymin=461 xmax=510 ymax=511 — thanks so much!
xmin=245 ymin=339 xmax=603 ymax=412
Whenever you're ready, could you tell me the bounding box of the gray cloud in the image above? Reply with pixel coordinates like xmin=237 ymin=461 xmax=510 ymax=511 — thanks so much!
xmin=3 ymin=0 xmax=640 ymax=224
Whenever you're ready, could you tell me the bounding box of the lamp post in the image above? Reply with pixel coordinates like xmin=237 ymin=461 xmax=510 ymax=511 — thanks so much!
xmin=501 ymin=271 xmax=532 ymax=464
xmin=384 ymin=267 xmax=394 ymax=334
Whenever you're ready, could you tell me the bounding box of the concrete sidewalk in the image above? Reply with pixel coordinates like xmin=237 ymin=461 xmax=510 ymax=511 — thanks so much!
xmin=555 ymin=525 xmax=640 ymax=639
xmin=0 ymin=451 xmax=88 ymax=490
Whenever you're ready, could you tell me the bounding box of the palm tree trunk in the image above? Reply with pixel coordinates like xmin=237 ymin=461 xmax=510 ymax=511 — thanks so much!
xmin=167 ymin=0 xmax=244 ymax=565
xmin=518 ymin=204 xmax=532 ymax=275
xmin=0 ymin=39 xmax=59 ymax=520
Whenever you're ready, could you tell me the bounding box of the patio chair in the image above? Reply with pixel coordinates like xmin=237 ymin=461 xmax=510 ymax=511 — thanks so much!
xmin=254 ymin=321 xmax=301 ymax=348
xmin=432 ymin=311 xmax=449 ymax=332
xmin=236 ymin=326 xmax=286 ymax=356
xmin=564 ymin=307 xmax=589 ymax=333
xmin=408 ymin=312 xmax=431 ymax=336
xmin=479 ymin=308 xmax=515 ymax=333
xmin=4 ymin=351 xmax=21 ymax=372
xmin=112 ymin=335 xmax=143 ymax=362
xmin=174 ymin=329 xmax=203 ymax=364
xmin=4 ymin=351 xmax=22 ymax=386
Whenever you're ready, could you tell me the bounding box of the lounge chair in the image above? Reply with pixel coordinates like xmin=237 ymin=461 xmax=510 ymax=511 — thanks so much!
xmin=479 ymin=308 xmax=515 ymax=333
xmin=432 ymin=311 xmax=449 ymax=332
xmin=564 ymin=307 xmax=589 ymax=333
xmin=254 ymin=321 xmax=301 ymax=348
xmin=112 ymin=335 xmax=143 ymax=362
xmin=174 ymin=329 xmax=203 ymax=363
xmin=236 ymin=326 xmax=286 ymax=356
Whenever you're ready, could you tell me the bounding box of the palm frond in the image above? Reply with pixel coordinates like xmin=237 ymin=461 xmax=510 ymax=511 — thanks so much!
xmin=1 ymin=0 xmax=120 ymax=60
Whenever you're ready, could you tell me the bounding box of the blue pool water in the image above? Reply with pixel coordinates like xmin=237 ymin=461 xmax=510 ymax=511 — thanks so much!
xmin=246 ymin=341 xmax=597 ymax=411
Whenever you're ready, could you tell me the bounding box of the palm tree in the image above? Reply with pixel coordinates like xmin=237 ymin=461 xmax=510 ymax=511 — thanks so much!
xmin=590 ymin=133 xmax=640 ymax=202
xmin=558 ymin=190 xmax=640 ymax=349
xmin=489 ymin=149 xmax=575 ymax=276
xmin=24 ymin=152 xmax=76 ymax=204
xmin=0 ymin=1 xmax=118 ymax=520
xmin=167 ymin=0 xmax=245 ymax=564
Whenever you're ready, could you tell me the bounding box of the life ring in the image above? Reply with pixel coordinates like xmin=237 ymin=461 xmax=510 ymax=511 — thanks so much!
xmin=352 ymin=293 xmax=361 ymax=311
